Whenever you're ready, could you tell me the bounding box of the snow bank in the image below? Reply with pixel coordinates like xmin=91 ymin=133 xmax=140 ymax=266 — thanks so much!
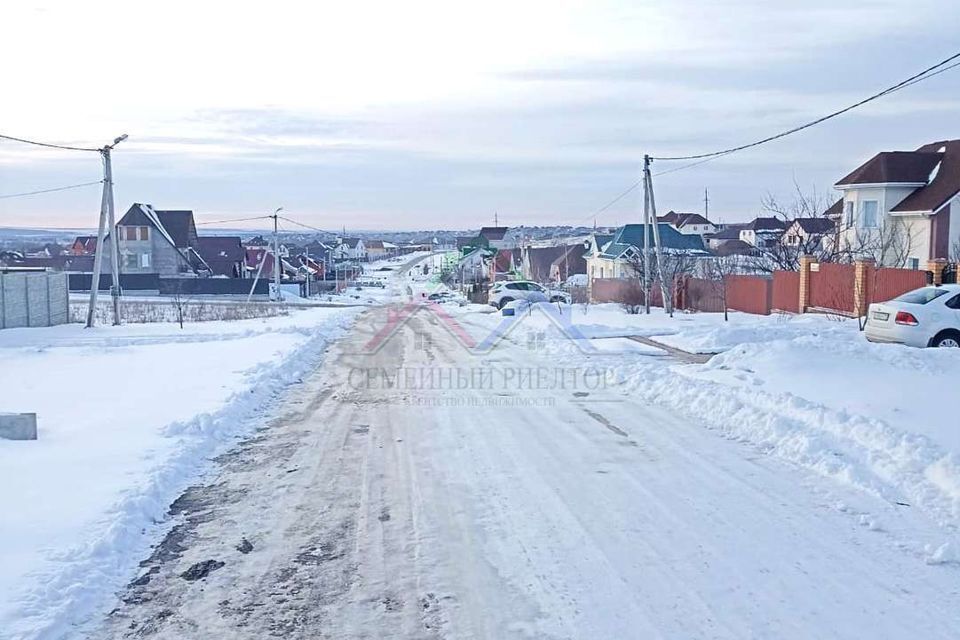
xmin=0 ymin=306 xmax=361 ymax=639
xmin=454 ymin=302 xmax=960 ymax=562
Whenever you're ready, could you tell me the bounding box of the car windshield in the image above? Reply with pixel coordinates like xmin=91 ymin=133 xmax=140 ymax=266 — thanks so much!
xmin=894 ymin=288 xmax=951 ymax=305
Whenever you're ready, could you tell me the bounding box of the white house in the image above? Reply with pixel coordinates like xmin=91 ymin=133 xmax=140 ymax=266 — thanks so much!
xmin=739 ymin=217 xmax=787 ymax=249
xmin=657 ymin=211 xmax=717 ymax=236
xmin=828 ymin=139 xmax=960 ymax=268
xmin=334 ymin=237 xmax=366 ymax=261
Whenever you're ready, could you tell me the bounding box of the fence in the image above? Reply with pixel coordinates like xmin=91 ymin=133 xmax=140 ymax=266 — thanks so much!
xmin=808 ymin=262 xmax=855 ymax=315
xmin=0 ymin=271 xmax=70 ymax=329
xmin=590 ymin=258 xmax=937 ymax=318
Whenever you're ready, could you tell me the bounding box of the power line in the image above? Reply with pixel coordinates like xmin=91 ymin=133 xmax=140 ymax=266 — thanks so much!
xmin=651 ymin=50 xmax=960 ymax=162
xmin=195 ymin=215 xmax=273 ymax=226
xmin=0 ymin=180 xmax=103 ymax=200
xmin=278 ymin=215 xmax=329 ymax=234
xmin=0 ymin=132 xmax=101 ymax=153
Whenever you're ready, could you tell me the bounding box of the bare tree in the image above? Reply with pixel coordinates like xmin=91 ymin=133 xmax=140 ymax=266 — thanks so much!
xmin=703 ymin=255 xmax=747 ymax=321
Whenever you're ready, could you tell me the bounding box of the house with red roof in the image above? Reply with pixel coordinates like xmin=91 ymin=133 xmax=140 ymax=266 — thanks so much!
xmin=827 ymin=140 xmax=960 ymax=268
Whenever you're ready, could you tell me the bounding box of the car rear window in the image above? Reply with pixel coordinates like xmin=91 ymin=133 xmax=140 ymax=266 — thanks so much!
xmin=894 ymin=288 xmax=951 ymax=304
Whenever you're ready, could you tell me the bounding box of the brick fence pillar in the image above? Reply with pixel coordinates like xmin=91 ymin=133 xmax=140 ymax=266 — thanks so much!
xmin=798 ymin=255 xmax=814 ymax=313
xmin=928 ymin=258 xmax=947 ymax=285
xmin=853 ymin=258 xmax=875 ymax=317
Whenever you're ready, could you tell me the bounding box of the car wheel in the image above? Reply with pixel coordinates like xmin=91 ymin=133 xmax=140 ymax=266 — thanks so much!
xmin=933 ymin=330 xmax=960 ymax=348
xmin=499 ymin=297 xmax=514 ymax=310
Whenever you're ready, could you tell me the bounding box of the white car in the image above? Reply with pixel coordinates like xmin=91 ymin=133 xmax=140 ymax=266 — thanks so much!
xmin=865 ymin=284 xmax=960 ymax=348
xmin=489 ymin=281 xmax=569 ymax=309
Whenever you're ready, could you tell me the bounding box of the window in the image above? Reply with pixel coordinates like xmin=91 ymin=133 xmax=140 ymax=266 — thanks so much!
xmin=861 ymin=200 xmax=879 ymax=228
xmin=894 ymin=288 xmax=949 ymax=304
xmin=844 ymin=201 xmax=854 ymax=226
xmin=139 ymin=226 xmax=149 ymax=241
xmin=946 ymin=294 xmax=960 ymax=310
xmin=140 ymin=253 xmax=151 ymax=268
xmin=123 ymin=253 xmax=139 ymax=270
xmin=908 ymin=257 xmax=920 ymax=270
xmin=124 ymin=226 xmax=138 ymax=241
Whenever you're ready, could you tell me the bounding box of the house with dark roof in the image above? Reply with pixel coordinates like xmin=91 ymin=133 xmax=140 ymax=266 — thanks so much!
xmin=739 ymin=217 xmax=787 ymax=249
xmin=828 ymin=139 xmax=960 ymax=267
xmin=585 ymin=223 xmax=707 ymax=280
xmin=549 ymin=244 xmax=588 ymax=283
xmin=705 ymin=224 xmax=747 ymax=251
xmin=333 ymin=237 xmax=366 ymax=261
xmin=781 ymin=218 xmax=836 ymax=251
xmin=196 ymin=236 xmax=245 ymax=277
xmin=478 ymin=226 xmax=510 ymax=250
xmin=98 ymin=203 xmax=205 ymax=275
xmin=521 ymin=245 xmax=570 ymax=283
xmin=657 ymin=211 xmax=717 ymax=236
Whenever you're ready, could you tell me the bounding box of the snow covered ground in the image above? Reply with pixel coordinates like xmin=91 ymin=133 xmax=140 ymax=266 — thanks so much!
xmin=454 ymin=303 xmax=960 ymax=566
xmin=0 ymin=307 xmax=366 ymax=639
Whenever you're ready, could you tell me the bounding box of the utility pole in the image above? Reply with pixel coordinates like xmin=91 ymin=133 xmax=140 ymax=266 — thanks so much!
xmin=704 ymin=188 xmax=710 ymax=219
xmin=86 ymin=134 xmax=128 ymax=328
xmin=642 ymin=158 xmax=651 ymax=314
xmin=272 ymin=207 xmax=283 ymax=301
xmin=645 ymin=155 xmax=671 ymax=315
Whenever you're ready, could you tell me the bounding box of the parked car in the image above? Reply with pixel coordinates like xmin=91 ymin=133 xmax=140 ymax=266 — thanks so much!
xmin=865 ymin=284 xmax=960 ymax=348
xmin=488 ymin=281 xmax=569 ymax=309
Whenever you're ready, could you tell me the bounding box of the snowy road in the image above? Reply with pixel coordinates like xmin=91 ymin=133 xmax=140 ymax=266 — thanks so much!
xmin=94 ymin=304 xmax=960 ymax=639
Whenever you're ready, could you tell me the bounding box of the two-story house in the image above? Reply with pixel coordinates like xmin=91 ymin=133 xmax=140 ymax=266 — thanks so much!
xmin=826 ymin=140 xmax=960 ymax=268
xmin=333 ymin=238 xmax=366 ymax=261
xmin=99 ymin=203 xmax=203 ymax=275
xmin=657 ymin=212 xmax=717 ymax=236
xmin=739 ymin=217 xmax=787 ymax=249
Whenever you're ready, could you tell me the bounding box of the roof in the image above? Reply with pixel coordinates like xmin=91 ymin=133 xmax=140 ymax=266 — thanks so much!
xmin=836 ymin=151 xmax=943 ymax=187
xmin=339 ymin=237 xmax=361 ymax=248
xmin=524 ymin=246 xmax=570 ymax=281
xmin=791 ymin=218 xmax=835 ymax=234
xmin=599 ymin=224 xmax=706 ymax=258
xmin=658 ymin=211 xmax=712 ymax=228
xmin=365 ymin=239 xmax=385 ymax=249
xmin=745 ymin=217 xmax=787 ymax=232
xmin=823 ymin=198 xmax=844 ymax=218
xmin=891 ymin=140 xmax=960 ymax=213
xmin=712 ymin=240 xmax=757 ymax=257
xmin=709 ymin=226 xmax=746 ymax=240
xmin=117 ymin=204 xmax=198 ymax=248
xmin=479 ymin=226 xmax=508 ymax=241
xmin=196 ymin=236 xmax=244 ymax=276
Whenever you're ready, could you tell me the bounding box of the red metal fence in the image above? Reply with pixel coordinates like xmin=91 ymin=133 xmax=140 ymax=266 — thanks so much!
xmin=873 ymin=268 xmax=928 ymax=303
xmin=772 ymin=271 xmax=800 ymax=313
xmin=808 ymin=262 xmax=855 ymax=314
xmin=591 ymin=262 xmax=932 ymax=318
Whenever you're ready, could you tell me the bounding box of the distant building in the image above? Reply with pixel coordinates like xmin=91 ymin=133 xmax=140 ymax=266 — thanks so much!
xmin=478 ymin=226 xmax=510 ymax=250
xmin=657 ymin=211 xmax=717 ymax=236
xmin=739 ymin=217 xmax=787 ymax=249
xmin=196 ymin=236 xmax=245 ymax=277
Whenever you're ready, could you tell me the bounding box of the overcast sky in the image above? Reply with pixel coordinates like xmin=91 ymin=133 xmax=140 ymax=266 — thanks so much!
xmin=1 ymin=0 xmax=959 ymax=231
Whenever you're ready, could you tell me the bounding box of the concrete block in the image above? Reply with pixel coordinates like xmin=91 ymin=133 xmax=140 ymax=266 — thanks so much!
xmin=0 ymin=413 xmax=38 ymax=440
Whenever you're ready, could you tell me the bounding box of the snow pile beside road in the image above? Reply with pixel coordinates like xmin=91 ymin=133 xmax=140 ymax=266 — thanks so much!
xmin=617 ymin=329 xmax=960 ymax=561
xmin=0 ymin=306 xmax=361 ymax=639
xmin=457 ymin=302 xmax=960 ymax=559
